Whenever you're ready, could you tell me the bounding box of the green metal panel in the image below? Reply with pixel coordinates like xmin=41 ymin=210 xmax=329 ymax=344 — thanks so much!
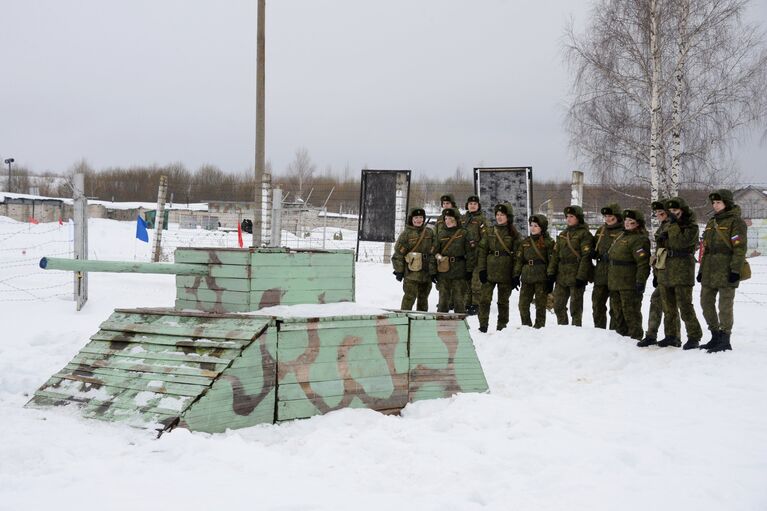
xmin=174 ymin=247 xmax=252 ymax=266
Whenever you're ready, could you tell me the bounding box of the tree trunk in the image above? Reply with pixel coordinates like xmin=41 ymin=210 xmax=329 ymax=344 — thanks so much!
xmin=670 ymin=0 xmax=690 ymax=198
xmin=649 ymin=0 xmax=663 ymax=203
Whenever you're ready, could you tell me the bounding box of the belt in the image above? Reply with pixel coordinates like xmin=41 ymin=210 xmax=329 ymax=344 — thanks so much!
xmin=560 ymin=260 xmax=578 ymax=265
xmin=667 ymin=249 xmax=693 ymax=258
xmin=597 ymin=255 xmax=609 ymax=263
xmin=705 ymin=247 xmax=732 ymax=255
xmin=527 ymin=259 xmax=546 ymax=266
xmin=447 ymin=256 xmax=465 ymax=262
xmin=492 ymin=251 xmax=511 ymax=257
xmin=609 ymin=259 xmax=636 ymax=267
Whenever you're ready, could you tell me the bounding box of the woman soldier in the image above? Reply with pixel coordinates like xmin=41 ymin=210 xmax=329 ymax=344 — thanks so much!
xmin=698 ymin=189 xmax=748 ymax=352
xmin=429 ymin=207 xmax=475 ymax=314
xmin=477 ymin=203 xmax=522 ymax=333
xmin=513 ymin=214 xmax=555 ymax=328
xmin=591 ymin=204 xmax=623 ymax=330
xmin=607 ymin=209 xmax=651 ymax=341
xmin=391 ymin=207 xmax=434 ymax=311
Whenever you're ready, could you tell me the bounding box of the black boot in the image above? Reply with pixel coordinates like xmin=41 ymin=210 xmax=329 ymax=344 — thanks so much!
xmin=698 ymin=330 xmax=720 ymax=350
xmin=636 ymin=336 xmax=657 ymax=347
xmin=478 ymin=325 xmax=488 ymax=333
xmin=657 ymin=336 xmax=681 ymax=348
xmin=497 ymin=324 xmax=506 ymax=331
xmin=682 ymin=338 xmax=700 ymax=350
xmin=707 ymin=331 xmax=732 ymax=353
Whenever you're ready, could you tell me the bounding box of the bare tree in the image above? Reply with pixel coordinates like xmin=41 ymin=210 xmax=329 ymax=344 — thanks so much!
xmin=565 ymin=0 xmax=767 ymax=201
xmin=284 ymin=147 xmax=316 ymax=199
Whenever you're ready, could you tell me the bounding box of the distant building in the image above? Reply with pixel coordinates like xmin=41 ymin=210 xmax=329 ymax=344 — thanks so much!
xmin=733 ymin=186 xmax=767 ymax=256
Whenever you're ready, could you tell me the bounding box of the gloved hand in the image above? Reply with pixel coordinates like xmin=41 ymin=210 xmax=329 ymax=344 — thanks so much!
xmin=652 ymin=275 xmax=658 ymax=288
xmin=546 ymin=275 xmax=556 ymax=294
xmin=393 ymin=271 xmax=404 ymax=282
xmin=635 ymin=282 xmax=646 ymax=295
xmin=696 ymin=272 xmax=702 ymax=283
xmin=479 ymin=270 xmax=488 ymax=284
xmin=575 ymin=278 xmax=587 ymax=288
xmin=511 ymin=275 xmax=521 ymax=290
xmin=464 ymin=272 xmax=473 ymax=282
xmin=728 ymin=272 xmax=740 ymax=283
xmin=431 ymin=274 xmax=439 ymax=285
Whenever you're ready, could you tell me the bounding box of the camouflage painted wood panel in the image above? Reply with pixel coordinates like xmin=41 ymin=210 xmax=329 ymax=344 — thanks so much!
xmin=174 ymin=248 xmax=252 ymax=266
xmin=174 ymin=299 xmax=254 ymax=314
xmin=250 ymin=289 xmax=353 ymax=308
xmin=176 ymin=275 xmax=251 ymax=293
xmin=175 ymin=287 xmax=250 ymax=305
xmin=250 ymin=265 xmax=352 ymax=279
xmin=251 ymin=251 xmax=353 ymax=267
xmin=251 ymin=276 xmax=354 ymax=292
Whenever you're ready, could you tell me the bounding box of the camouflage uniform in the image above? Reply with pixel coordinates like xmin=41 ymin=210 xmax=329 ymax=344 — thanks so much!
xmin=641 ymin=203 xmax=671 ymax=345
xmin=430 ymin=207 xmax=476 ymax=314
xmin=477 ymin=203 xmax=521 ymax=331
xmin=656 ymin=197 xmax=702 ymax=349
xmin=391 ymin=208 xmax=434 ymax=311
xmin=699 ymin=189 xmax=748 ymax=352
xmin=547 ymin=205 xmax=594 ymax=327
xmin=607 ymin=209 xmax=651 ymax=340
xmin=461 ymin=196 xmax=489 ymax=314
xmin=434 ymin=193 xmax=457 ymax=238
xmin=591 ymin=204 xmax=623 ymax=330
xmin=514 ymin=214 xmax=554 ymax=328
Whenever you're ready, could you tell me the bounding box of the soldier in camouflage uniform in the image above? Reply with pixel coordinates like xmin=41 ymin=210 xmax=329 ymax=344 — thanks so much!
xmin=608 ymin=209 xmax=651 ymax=341
xmin=697 ymin=189 xmax=748 ymax=353
xmin=638 ymin=200 xmax=671 ymax=346
xmin=547 ymin=205 xmax=594 ymax=327
xmin=591 ymin=204 xmax=623 ymax=330
xmin=430 ymin=207 xmax=475 ymax=314
xmin=434 ymin=193 xmax=457 ymax=237
xmin=653 ymin=197 xmax=703 ymax=349
xmin=514 ymin=214 xmax=554 ymax=328
xmin=391 ymin=207 xmax=434 ymax=311
xmin=462 ymin=195 xmax=489 ymax=316
xmin=477 ymin=203 xmax=522 ymax=332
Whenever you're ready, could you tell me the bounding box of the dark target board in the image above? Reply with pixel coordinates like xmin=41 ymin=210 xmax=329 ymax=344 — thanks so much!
xmin=356 ymin=170 xmax=411 ymax=259
xmin=474 ymin=167 xmax=533 ymax=236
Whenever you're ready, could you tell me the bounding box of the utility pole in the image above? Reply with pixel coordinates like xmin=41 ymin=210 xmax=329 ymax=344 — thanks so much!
xmin=4 ymin=158 xmax=14 ymax=193
xmin=252 ymin=0 xmax=266 ymax=247
xmin=73 ymin=173 xmax=88 ymax=311
xmin=151 ymin=175 xmax=168 ymax=262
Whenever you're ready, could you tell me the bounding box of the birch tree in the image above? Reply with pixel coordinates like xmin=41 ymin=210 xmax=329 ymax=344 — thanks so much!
xmin=565 ymin=0 xmax=767 ymax=201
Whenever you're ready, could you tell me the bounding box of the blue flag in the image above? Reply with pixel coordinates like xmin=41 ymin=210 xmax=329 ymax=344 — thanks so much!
xmin=135 ymin=215 xmax=149 ymax=242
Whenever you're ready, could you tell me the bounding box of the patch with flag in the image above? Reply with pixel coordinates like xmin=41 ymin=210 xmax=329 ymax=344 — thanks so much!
xmin=636 ymin=247 xmax=647 ymax=257
xmin=731 ymin=234 xmax=741 ymax=244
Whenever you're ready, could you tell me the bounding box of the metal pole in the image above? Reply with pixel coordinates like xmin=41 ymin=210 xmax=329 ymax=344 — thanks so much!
xmin=151 ymin=175 xmax=168 ymax=262
xmin=73 ymin=173 xmax=88 ymax=311
xmin=252 ymin=0 xmax=266 ymax=247
xmin=322 ymin=207 xmax=327 ymax=249
xmin=270 ymin=187 xmax=282 ymax=247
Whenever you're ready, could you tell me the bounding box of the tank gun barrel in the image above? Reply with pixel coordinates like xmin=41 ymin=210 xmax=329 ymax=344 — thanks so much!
xmin=39 ymin=257 xmax=208 ymax=275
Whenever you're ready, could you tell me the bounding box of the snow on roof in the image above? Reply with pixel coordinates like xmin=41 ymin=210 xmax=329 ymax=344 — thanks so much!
xmin=0 ymin=191 xmax=208 ymax=211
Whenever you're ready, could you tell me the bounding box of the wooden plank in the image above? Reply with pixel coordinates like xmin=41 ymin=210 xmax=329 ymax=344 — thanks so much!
xmin=209 ymin=265 xmax=251 ymax=279
xmin=279 ymin=342 xmax=408 ymax=364
xmin=277 ymin=325 xmax=407 ymax=349
xmin=278 ymin=361 xmax=408 ymax=383
xmin=251 ymin=277 xmax=354 ymax=292
xmin=69 ymin=353 xmax=223 ymax=378
xmin=174 ymin=299 xmax=255 ymax=313
xmin=98 ymin=320 xmax=264 ymax=341
xmin=176 ymin=275 xmax=251 ymax=292
xmin=91 ymin=330 xmax=250 ymax=348
xmin=53 ymin=372 xmax=207 ymax=397
xmin=34 ymin=389 xmax=191 ymax=417
xmin=277 ymin=374 xmax=406 ymax=401
xmin=276 ymin=392 xmax=406 ymax=421
xmin=251 ymin=252 xmax=353 ymax=267
xmin=250 ymin=265 xmax=352 ymax=279
xmin=80 ymin=343 xmax=235 ymax=366
xmin=175 ymin=287 xmax=251 ymax=305
xmin=103 ymin=311 xmax=269 ymax=337
xmin=249 ymin=289 xmax=353 ymax=308
xmin=174 ymin=249 xmax=251 ymax=265
xmin=62 ymin=364 xmax=214 ymax=386
xmin=278 ymin=317 xmax=408 ymax=332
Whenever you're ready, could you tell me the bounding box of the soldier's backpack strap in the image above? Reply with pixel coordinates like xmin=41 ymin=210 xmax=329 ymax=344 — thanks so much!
xmin=494 ymin=227 xmax=514 ymax=256
xmin=409 ymin=225 xmax=430 ymax=255
xmin=594 ymin=225 xmax=605 ymax=253
xmin=606 ymin=232 xmax=626 ymax=257
xmin=564 ymin=232 xmax=581 ymax=259
xmin=440 ymin=229 xmax=463 ymax=253
xmin=711 ymin=219 xmax=734 ymax=251
xmin=529 ymin=236 xmax=547 ymax=263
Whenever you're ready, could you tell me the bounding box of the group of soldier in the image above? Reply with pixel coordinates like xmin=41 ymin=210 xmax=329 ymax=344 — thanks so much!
xmin=391 ymin=189 xmax=748 ymax=353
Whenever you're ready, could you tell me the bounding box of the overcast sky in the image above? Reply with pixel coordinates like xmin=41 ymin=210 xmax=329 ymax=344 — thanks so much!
xmin=1 ymin=0 xmax=765 ymax=183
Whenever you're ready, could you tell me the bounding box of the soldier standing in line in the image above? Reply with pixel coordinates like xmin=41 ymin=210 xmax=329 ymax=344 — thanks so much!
xmin=461 ymin=195 xmax=489 ymax=316
xmin=608 ymin=209 xmax=651 ymax=341
xmin=429 ymin=207 xmax=475 ymax=314
xmin=513 ymin=214 xmax=555 ymax=328
xmin=477 ymin=203 xmax=521 ymax=333
xmin=638 ymin=200 xmax=671 ymax=346
xmin=654 ymin=197 xmax=703 ymax=349
xmin=547 ymin=205 xmax=594 ymax=327
xmin=391 ymin=207 xmax=434 ymax=312
xmin=697 ymin=189 xmax=748 ymax=353
xmin=434 ymin=193 xmax=457 ymax=237
xmin=591 ymin=204 xmax=623 ymax=330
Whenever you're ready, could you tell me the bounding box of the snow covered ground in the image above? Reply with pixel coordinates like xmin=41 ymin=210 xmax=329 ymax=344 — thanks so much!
xmin=1 ymin=217 xmax=766 ymax=511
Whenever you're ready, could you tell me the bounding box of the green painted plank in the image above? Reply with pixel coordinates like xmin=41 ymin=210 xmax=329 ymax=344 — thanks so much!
xmin=176 ymin=275 xmax=251 ymax=292
xmin=70 ymin=353 xmax=223 ymax=378
xmin=80 ymin=343 xmax=235 ymax=366
xmin=102 ymin=311 xmax=269 ymax=339
xmin=175 ymin=287 xmax=251 ymax=305
xmin=98 ymin=321 xmax=262 ymax=341
xmin=278 ymin=317 xmax=408 ymax=331
xmin=249 ymin=289 xmax=353 ymax=308
xmin=33 ymin=389 xmax=191 ymax=417
xmin=279 ymin=342 xmax=408 ymax=364
xmin=251 ymin=277 xmax=354 ymax=292
xmin=251 ymin=252 xmax=353 ymax=267
xmin=276 ymin=392 xmax=406 ymax=421
xmin=91 ymin=330 xmax=250 ymax=348
xmin=250 ymin=266 xmax=352 ymax=279
xmin=277 ymin=324 xmax=407 ymax=349
xmin=277 ymin=374 xmax=406 ymax=401
xmin=53 ymin=371 xmax=208 ymax=397
xmin=278 ymin=359 xmax=409 ymax=383
xmin=209 ymin=265 xmax=251 ymax=278
xmin=62 ymin=364 xmax=214 ymax=386
xmin=175 ymin=248 xmax=251 ymax=265
xmin=174 ymin=299 xmax=255 ymax=313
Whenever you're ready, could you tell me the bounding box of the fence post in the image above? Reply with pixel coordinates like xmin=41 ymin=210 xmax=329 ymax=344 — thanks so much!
xmin=73 ymin=173 xmax=88 ymax=311
xmin=270 ymin=188 xmax=282 ymax=247
xmin=151 ymin=175 xmax=168 ymax=262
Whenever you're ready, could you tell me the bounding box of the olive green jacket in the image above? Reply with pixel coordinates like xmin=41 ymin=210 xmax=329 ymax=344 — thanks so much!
xmin=700 ymin=206 xmax=748 ymax=289
xmin=391 ymin=224 xmax=435 ymax=283
xmin=461 ymin=210 xmax=489 ymax=253
xmin=513 ymin=234 xmax=555 ymax=284
xmin=657 ymin=216 xmax=698 ymax=287
xmin=477 ymin=224 xmax=522 ymax=283
xmin=607 ymin=229 xmax=651 ymax=291
xmin=592 ymin=222 xmax=624 ymax=286
xmin=548 ymin=223 xmax=594 ymax=286
xmin=429 ymin=225 xmax=476 ymax=279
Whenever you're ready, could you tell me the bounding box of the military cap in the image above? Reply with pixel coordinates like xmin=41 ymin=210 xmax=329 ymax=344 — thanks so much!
xmin=563 ymin=205 xmax=585 ymax=223
xmin=623 ymin=209 xmax=645 ymax=225
xmin=651 ymin=200 xmax=667 ymax=211
xmin=494 ymin=203 xmax=513 ymax=216
xmin=442 ymin=207 xmax=459 ymax=218
xmin=708 ymin=189 xmax=734 ymax=208
xmin=600 ymin=203 xmax=623 ymax=219
xmin=465 ymin=195 xmax=481 ymax=209
xmin=529 ymin=213 xmax=549 ymax=231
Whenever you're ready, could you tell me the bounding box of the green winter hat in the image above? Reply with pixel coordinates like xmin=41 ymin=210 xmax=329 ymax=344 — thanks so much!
xmin=665 ymin=197 xmax=695 ymax=223
xmin=623 ymin=208 xmax=645 ymax=227
xmin=494 ymin=202 xmax=514 ymax=217
xmin=709 ymin=189 xmax=734 ymax=209
xmin=651 ymin=199 xmax=667 ymax=211
xmin=564 ymin=205 xmax=585 ymax=224
xmin=465 ymin=194 xmax=481 ymax=209
xmin=529 ymin=213 xmax=549 ymax=232
xmin=439 ymin=193 xmax=457 ymax=208
xmin=407 ymin=207 xmax=426 ymax=226
xmin=600 ymin=203 xmax=623 ymax=221
xmin=441 ymin=207 xmax=461 ymax=224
